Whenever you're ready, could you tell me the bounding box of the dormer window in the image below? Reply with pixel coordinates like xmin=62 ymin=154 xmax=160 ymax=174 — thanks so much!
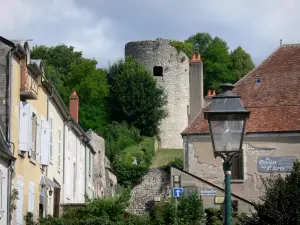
xmin=255 ymin=78 xmax=261 ymax=84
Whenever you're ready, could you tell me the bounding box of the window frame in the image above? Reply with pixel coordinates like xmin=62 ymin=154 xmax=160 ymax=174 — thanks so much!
xmin=49 ymin=118 xmax=53 ymax=161
xmin=58 ymin=129 xmax=62 ymax=170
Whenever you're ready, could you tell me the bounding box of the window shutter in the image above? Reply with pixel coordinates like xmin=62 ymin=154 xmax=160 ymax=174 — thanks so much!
xmin=16 ymin=179 xmax=24 ymax=225
xmin=40 ymin=120 xmax=50 ymax=166
xmin=19 ymin=101 xmax=30 ymax=152
xmin=28 ymin=181 xmax=35 ymax=213
xmin=36 ymin=120 xmax=40 ymax=161
xmin=28 ymin=105 xmax=33 ymax=156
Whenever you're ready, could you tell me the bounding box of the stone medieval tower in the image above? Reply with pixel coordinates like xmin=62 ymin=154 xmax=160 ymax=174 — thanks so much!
xmin=125 ymin=39 xmax=189 ymax=149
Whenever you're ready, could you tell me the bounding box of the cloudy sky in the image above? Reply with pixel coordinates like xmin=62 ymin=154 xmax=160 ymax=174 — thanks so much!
xmin=1 ymin=0 xmax=299 ymax=67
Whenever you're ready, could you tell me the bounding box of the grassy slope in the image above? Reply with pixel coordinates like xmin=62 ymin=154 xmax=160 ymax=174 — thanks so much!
xmin=151 ymin=148 xmax=184 ymax=168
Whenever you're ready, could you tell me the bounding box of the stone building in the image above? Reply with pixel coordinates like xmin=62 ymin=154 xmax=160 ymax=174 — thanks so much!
xmin=86 ymin=130 xmax=118 ymax=198
xmin=178 ymin=44 xmax=300 ymax=213
xmin=125 ymin=39 xmax=190 ymax=149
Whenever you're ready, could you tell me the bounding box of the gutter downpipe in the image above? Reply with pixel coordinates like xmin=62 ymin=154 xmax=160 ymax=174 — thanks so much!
xmin=45 ymin=87 xmax=54 ymax=216
xmin=7 ymin=47 xmax=15 ymax=225
xmin=84 ymin=137 xmax=87 ymax=202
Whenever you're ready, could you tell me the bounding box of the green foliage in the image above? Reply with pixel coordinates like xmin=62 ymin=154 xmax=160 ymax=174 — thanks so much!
xmin=170 ymin=40 xmax=193 ymax=58
xmin=230 ymin=46 xmax=255 ymax=80
xmin=31 ymin=45 xmax=109 ymax=135
xmin=205 ymin=208 xmax=223 ymax=225
xmin=112 ymin=137 xmax=155 ymax=187
xmin=185 ymin=32 xmax=213 ymax=55
xmin=105 ymin=121 xmax=141 ymax=162
xmin=150 ymin=192 xmax=205 ymax=225
xmin=170 ymin=32 xmax=255 ymax=94
xmin=177 ymin=192 xmax=204 ymax=224
xmin=243 ymin=161 xmax=300 ymax=225
xmin=106 ymin=57 xmax=168 ymax=137
xmin=10 ymin=188 xmax=18 ymax=222
xmin=160 ymin=157 xmax=184 ymax=171
xmin=24 ymin=212 xmax=37 ymax=225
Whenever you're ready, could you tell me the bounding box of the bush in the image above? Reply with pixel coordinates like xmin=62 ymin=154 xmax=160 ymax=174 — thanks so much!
xmin=113 ymin=137 xmax=155 ymax=187
xmin=160 ymin=157 xmax=184 ymax=172
xmin=105 ymin=121 xmax=140 ymax=162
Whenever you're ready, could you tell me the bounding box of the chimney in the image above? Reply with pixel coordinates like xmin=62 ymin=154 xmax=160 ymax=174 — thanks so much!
xmin=212 ymin=90 xmax=216 ymax=96
xmin=280 ymin=39 xmax=282 ymax=46
xmin=69 ymin=90 xmax=79 ymax=122
xmin=188 ymin=53 xmax=203 ymax=123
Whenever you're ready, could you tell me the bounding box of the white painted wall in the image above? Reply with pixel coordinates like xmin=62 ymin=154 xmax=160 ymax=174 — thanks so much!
xmin=63 ymin=126 xmax=85 ymax=204
xmin=0 ymin=158 xmax=9 ymax=225
xmin=46 ymin=99 xmax=64 ymax=215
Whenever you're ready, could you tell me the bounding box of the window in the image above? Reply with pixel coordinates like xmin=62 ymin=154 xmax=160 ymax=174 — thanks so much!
xmin=231 ymin=153 xmax=244 ymax=180
xmin=73 ymin=163 xmax=76 ymax=199
xmin=255 ymin=78 xmax=261 ymax=84
xmin=153 ymin=66 xmax=163 ymax=77
xmin=58 ymin=129 xmax=61 ymax=168
xmin=0 ymin=170 xmax=2 ymax=209
xmin=31 ymin=113 xmax=38 ymax=161
xmin=49 ymin=118 xmax=53 ymax=159
xmin=89 ymin=152 xmax=92 ymax=176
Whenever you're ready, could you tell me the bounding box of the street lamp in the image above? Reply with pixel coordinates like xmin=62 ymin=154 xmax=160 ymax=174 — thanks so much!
xmin=204 ymin=83 xmax=249 ymax=225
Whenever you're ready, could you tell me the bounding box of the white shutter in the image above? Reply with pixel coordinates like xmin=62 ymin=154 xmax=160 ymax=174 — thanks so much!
xmin=28 ymin=104 xmax=33 ymax=156
xmin=16 ymin=179 xmax=24 ymax=225
xmin=19 ymin=101 xmax=30 ymax=152
xmin=36 ymin=120 xmax=40 ymax=161
xmin=28 ymin=181 xmax=35 ymax=213
xmin=40 ymin=120 xmax=50 ymax=166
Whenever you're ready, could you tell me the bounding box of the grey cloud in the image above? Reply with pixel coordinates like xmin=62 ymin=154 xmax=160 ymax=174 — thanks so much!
xmin=1 ymin=0 xmax=300 ymax=68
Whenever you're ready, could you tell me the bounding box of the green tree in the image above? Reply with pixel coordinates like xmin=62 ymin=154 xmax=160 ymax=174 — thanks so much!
xmin=204 ymin=37 xmax=233 ymax=92
xmin=230 ymin=46 xmax=255 ymax=81
xmin=185 ymin=32 xmax=213 ymax=55
xmin=31 ymin=45 xmax=109 ymax=135
xmin=107 ymin=57 xmax=168 ymax=137
xmin=244 ymin=161 xmax=300 ymax=225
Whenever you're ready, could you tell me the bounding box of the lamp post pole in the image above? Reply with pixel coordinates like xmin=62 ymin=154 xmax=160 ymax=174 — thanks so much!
xmin=223 ymin=160 xmax=232 ymax=225
xmin=204 ymin=83 xmax=250 ymax=225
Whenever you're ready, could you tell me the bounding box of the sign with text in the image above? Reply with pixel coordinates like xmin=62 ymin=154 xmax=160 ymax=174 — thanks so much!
xmin=257 ymin=156 xmax=297 ymax=173
xmin=200 ymin=189 xmax=216 ymax=196
xmin=214 ymin=196 xmax=225 ymax=204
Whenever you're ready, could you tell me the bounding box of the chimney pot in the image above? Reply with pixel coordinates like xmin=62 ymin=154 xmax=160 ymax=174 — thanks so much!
xmin=212 ymin=90 xmax=216 ymax=96
xmin=69 ymin=90 xmax=79 ymax=122
xmin=192 ymin=54 xmax=196 ymax=60
xmin=207 ymin=90 xmax=211 ymax=96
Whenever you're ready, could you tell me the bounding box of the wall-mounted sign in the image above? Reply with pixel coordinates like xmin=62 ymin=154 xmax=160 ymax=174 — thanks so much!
xmin=200 ymin=189 xmax=216 ymax=196
xmin=214 ymin=196 xmax=225 ymax=204
xmin=257 ymin=156 xmax=297 ymax=173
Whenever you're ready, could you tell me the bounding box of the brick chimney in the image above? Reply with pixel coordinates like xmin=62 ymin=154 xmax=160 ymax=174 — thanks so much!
xmin=188 ymin=53 xmax=203 ymax=123
xmin=69 ymin=90 xmax=79 ymax=122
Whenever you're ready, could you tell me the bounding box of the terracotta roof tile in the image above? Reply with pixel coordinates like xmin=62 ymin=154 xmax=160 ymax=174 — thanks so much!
xmin=182 ymin=44 xmax=300 ymax=135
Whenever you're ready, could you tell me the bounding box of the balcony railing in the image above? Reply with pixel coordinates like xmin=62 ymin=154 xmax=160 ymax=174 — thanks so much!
xmin=20 ymin=74 xmax=38 ymax=100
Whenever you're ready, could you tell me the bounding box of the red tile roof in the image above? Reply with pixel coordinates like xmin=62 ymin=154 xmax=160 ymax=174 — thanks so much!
xmin=182 ymin=44 xmax=300 ymax=135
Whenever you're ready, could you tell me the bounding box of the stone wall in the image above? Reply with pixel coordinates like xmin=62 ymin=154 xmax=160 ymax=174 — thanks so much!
xmin=127 ymin=168 xmax=171 ymax=214
xmin=125 ymin=39 xmax=189 ymax=149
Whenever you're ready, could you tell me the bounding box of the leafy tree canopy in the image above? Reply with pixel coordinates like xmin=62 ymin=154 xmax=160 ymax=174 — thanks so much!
xmin=106 ymin=57 xmax=168 ymax=137
xmin=31 ymin=45 xmax=109 ymax=134
xmin=170 ymin=32 xmax=255 ymax=93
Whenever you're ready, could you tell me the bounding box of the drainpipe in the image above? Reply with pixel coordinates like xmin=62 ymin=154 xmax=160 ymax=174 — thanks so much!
xmin=6 ymin=47 xmax=15 ymax=225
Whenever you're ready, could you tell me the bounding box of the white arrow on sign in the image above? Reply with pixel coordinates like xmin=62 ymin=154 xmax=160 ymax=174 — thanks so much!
xmin=175 ymin=190 xmax=181 ymax=197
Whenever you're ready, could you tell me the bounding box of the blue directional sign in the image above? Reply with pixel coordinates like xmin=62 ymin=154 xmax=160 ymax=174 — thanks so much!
xmin=173 ymin=188 xmax=183 ymax=198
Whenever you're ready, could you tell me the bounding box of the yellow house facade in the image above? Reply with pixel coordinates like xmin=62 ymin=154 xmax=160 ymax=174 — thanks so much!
xmin=0 ymin=36 xmax=99 ymax=224
xmin=8 ymin=40 xmax=51 ymax=225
